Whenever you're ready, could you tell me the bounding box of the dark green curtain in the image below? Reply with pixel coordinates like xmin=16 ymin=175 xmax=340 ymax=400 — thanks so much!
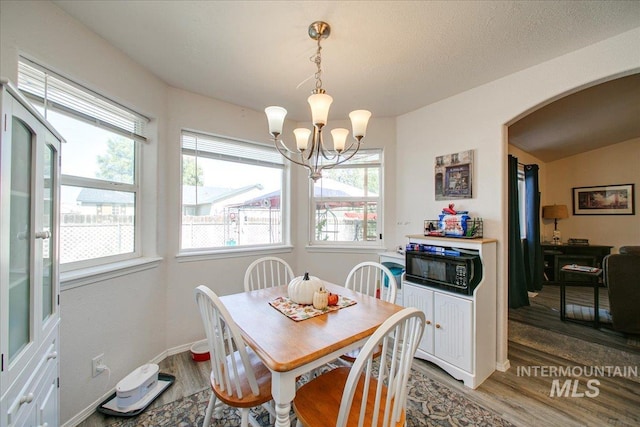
xmin=525 ymin=165 xmax=543 ymax=291
xmin=508 ymin=155 xmax=529 ymax=308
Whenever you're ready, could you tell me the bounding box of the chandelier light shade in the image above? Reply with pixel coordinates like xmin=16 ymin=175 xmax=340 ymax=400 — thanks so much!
xmin=265 ymin=106 xmax=287 ymax=136
xmin=265 ymin=21 xmax=372 ymax=181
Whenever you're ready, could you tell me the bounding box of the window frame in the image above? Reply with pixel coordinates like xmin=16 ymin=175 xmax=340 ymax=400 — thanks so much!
xmin=17 ymin=57 xmax=149 ymax=272
xmin=179 ymin=129 xmax=291 ymax=256
xmin=308 ymin=148 xmax=384 ymax=249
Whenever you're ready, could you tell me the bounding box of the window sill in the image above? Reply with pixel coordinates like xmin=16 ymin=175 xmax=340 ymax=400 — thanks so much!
xmin=176 ymin=245 xmax=294 ymax=262
xmin=60 ymin=256 xmax=163 ymax=290
xmin=305 ymin=245 xmax=386 ymax=254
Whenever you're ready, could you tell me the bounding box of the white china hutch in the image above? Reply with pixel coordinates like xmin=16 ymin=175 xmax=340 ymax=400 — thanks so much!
xmin=1 ymin=80 xmax=62 ymax=426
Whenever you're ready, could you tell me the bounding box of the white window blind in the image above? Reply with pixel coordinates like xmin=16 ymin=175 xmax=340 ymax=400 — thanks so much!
xmin=182 ymin=131 xmax=284 ymax=168
xmin=18 ymin=58 xmax=149 ymax=142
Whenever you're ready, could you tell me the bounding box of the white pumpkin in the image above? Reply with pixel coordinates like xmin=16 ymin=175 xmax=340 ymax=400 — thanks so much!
xmin=288 ymin=272 xmax=324 ymax=305
xmin=313 ymin=287 xmax=329 ymax=310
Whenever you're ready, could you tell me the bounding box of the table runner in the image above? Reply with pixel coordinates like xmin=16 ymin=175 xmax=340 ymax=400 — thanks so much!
xmin=269 ymin=295 xmax=357 ymax=321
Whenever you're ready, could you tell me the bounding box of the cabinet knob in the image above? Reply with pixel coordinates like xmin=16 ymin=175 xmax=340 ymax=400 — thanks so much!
xmin=19 ymin=393 xmax=34 ymax=405
xmin=425 ymin=320 xmax=431 ymax=325
xmin=35 ymin=230 xmax=51 ymax=239
xmin=435 ymin=323 xmax=441 ymax=329
xmin=39 ymin=424 xmax=49 ymax=427
xmin=47 ymin=351 xmax=58 ymax=360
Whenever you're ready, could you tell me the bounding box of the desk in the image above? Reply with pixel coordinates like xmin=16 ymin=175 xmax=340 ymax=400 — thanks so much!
xmin=559 ymin=267 xmax=604 ymax=328
xmin=542 ymin=243 xmax=612 ymax=283
xmin=220 ymin=283 xmax=403 ymax=427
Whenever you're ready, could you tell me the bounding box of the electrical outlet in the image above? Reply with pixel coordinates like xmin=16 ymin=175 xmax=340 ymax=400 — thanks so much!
xmin=92 ymin=353 xmax=105 ymax=377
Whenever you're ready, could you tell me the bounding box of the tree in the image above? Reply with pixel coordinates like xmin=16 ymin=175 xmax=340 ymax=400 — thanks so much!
xmin=327 ymin=167 xmax=379 ymax=194
xmin=96 ymin=137 xmax=205 ymax=186
xmin=96 ymin=136 xmax=134 ymax=183
xmin=182 ymin=156 xmax=204 ymax=186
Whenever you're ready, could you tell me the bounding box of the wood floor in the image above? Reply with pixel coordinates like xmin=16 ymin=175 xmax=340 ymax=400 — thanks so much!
xmin=509 ymin=283 xmax=640 ymax=354
xmin=78 ymin=285 xmax=640 ymax=427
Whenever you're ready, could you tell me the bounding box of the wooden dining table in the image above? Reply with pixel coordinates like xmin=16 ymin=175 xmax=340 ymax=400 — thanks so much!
xmin=220 ymin=281 xmax=404 ymax=427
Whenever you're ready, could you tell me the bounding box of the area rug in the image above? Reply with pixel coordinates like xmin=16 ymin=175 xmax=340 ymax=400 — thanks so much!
xmin=564 ymin=303 xmax=612 ymax=324
xmin=106 ymin=361 xmax=515 ymax=427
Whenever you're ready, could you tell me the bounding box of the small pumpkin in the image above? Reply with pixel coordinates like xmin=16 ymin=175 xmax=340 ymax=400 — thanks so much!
xmin=313 ymin=287 xmax=329 ymax=310
xmin=288 ymin=272 xmax=323 ymax=305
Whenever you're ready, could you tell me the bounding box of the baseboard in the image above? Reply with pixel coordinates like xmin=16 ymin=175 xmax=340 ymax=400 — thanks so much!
xmin=62 ymin=341 xmax=200 ymax=427
xmin=496 ymin=359 xmax=511 ymax=372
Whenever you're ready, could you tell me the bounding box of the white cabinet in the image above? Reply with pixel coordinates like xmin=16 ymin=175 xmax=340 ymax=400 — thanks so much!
xmin=402 ymin=236 xmax=496 ymax=389
xmin=404 ymin=284 xmax=473 ymax=372
xmin=1 ymin=80 xmax=62 ymax=426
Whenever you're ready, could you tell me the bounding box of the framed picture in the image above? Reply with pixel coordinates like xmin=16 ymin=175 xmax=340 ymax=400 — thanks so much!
xmin=435 ymin=149 xmax=473 ymax=200
xmin=572 ymin=184 xmax=635 ymax=215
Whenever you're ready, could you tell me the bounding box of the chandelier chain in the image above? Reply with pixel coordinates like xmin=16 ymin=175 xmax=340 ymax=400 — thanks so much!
xmin=312 ymin=37 xmax=323 ymax=91
xmin=265 ymin=20 xmax=371 ymax=181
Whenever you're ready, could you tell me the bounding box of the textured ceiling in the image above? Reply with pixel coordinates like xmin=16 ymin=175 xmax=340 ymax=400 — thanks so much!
xmin=52 ymin=0 xmax=640 ymax=160
xmin=509 ymin=74 xmax=640 ymax=162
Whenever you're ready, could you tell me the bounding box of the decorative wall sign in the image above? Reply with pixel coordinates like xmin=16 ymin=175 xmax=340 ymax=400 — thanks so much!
xmin=435 ymin=149 xmax=473 ymax=200
xmin=572 ymin=184 xmax=635 ymax=215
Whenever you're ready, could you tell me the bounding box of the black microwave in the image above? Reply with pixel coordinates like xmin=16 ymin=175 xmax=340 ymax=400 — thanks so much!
xmin=405 ymin=245 xmax=483 ymax=295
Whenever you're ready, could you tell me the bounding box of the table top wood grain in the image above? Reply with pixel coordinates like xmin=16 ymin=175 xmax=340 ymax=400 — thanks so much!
xmin=220 ymin=282 xmax=404 ymax=372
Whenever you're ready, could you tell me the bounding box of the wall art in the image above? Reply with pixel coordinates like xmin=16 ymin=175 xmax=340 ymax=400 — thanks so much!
xmin=435 ymin=149 xmax=473 ymax=200
xmin=572 ymin=183 xmax=635 ymax=215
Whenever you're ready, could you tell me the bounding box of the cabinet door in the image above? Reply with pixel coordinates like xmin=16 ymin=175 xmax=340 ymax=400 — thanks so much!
xmin=1 ymin=86 xmax=61 ymax=426
xmin=402 ymin=283 xmax=434 ymax=354
xmin=39 ymin=137 xmax=59 ymax=339
xmin=434 ymin=293 xmax=472 ymax=372
xmin=3 ymin=110 xmax=35 ymax=386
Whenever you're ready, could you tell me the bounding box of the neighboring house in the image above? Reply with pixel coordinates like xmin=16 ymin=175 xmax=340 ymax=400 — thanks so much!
xmin=181 ymin=184 xmax=263 ymax=216
xmin=233 ymin=178 xmax=379 ymax=241
xmin=75 ymin=187 xmax=135 ymax=216
xmin=233 ymin=177 xmax=378 ymax=209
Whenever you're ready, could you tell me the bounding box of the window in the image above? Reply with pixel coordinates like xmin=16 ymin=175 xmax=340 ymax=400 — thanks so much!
xmin=18 ymin=58 xmax=148 ymax=269
xmin=311 ymin=149 xmax=382 ymax=246
xmin=517 ymin=165 xmax=527 ymax=239
xmin=180 ymin=130 xmax=287 ymax=251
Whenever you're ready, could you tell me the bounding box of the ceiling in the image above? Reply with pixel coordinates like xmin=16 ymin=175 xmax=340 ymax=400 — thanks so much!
xmin=52 ymin=0 xmax=640 ymax=161
xmin=509 ymin=73 xmax=640 ymax=162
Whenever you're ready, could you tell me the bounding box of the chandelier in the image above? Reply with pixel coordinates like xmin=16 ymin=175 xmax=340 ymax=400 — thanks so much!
xmin=265 ymin=21 xmax=372 ymax=181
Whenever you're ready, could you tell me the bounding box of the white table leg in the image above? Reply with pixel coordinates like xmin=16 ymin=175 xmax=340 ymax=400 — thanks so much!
xmin=271 ymin=371 xmax=297 ymax=427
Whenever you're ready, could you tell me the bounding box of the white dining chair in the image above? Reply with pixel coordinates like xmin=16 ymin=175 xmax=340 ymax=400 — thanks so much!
xmin=194 ymin=285 xmax=276 ymax=427
xmin=345 ymin=261 xmax=398 ymax=304
xmin=340 ymin=261 xmax=399 ymax=363
xmin=244 ymin=256 xmax=295 ymax=292
xmin=293 ymin=307 xmax=426 ymax=427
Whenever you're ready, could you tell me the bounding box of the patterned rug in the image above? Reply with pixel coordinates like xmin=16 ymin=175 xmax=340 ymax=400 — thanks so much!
xmin=564 ymin=303 xmax=613 ymax=324
xmin=105 ymin=361 xmax=515 ymax=427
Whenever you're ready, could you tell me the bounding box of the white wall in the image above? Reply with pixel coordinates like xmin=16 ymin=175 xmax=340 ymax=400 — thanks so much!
xmin=1 ymin=1 xmax=168 ymax=423
xmin=162 ymin=86 xmax=301 ymax=350
xmin=544 ymin=137 xmax=640 ymax=252
xmin=2 ymin=0 xmax=639 ymax=424
xmin=396 ymin=28 xmax=640 ymax=370
xmin=508 ymin=139 xmax=639 ymax=253
xmin=1 ymin=2 xmax=399 ymax=423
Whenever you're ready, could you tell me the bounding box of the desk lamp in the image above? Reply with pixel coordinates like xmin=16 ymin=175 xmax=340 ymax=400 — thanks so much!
xmin=542 ymin=204 xmax=569 ymax=245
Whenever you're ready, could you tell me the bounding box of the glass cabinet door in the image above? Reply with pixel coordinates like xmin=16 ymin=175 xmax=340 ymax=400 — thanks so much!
xmin=8 ymin=116 xmax=33 ymax=362
xmin=42 ymin=143 xmax=55 ymax=321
